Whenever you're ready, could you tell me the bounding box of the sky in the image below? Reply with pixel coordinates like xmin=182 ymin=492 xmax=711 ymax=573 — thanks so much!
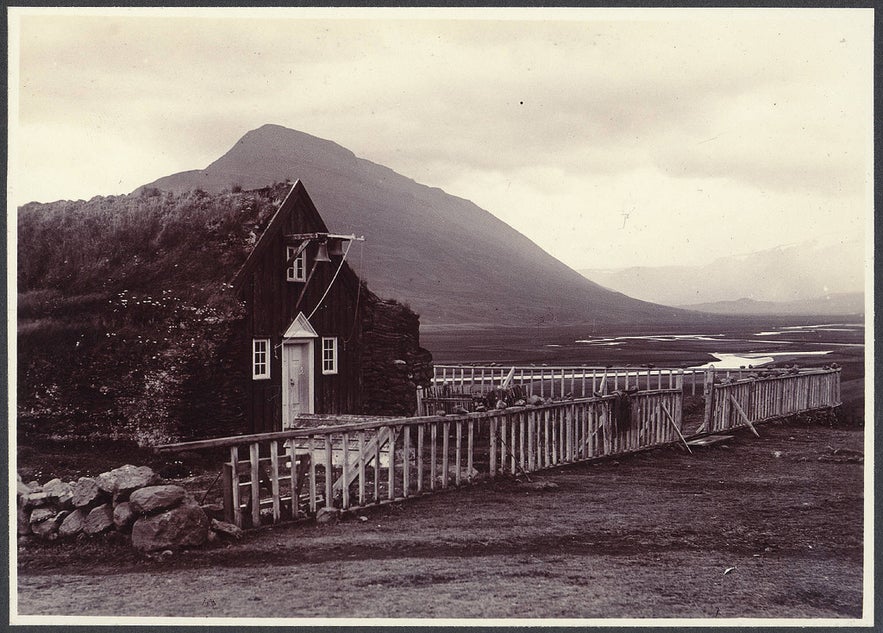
xmin=8 ymin=7 xmax=874 ymax=270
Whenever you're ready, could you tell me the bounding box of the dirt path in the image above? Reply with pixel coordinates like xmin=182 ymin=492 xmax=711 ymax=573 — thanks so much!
xmin=16 ymin=419 xmax=866 ymax=621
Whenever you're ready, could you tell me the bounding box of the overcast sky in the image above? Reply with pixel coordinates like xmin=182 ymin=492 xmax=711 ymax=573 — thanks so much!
xmin=9 ymin=8 xmax=873 ymax=270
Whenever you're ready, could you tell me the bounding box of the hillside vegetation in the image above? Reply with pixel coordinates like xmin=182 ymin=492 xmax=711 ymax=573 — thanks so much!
xmin=18 ymin=185 xmax=290 ymax=446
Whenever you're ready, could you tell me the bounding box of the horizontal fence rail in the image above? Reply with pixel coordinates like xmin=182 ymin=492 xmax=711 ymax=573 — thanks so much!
xmin=155 ymin=368 xmax=840 ymax=530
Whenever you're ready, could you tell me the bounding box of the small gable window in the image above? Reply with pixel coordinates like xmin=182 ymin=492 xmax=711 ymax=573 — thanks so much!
xmin=322 ymin=337 xmax=338 ymax=375
xmin=253 ymin=338 xmax=270 ymax=379
xmin=286 ymin=246 xmax=306 ymax=282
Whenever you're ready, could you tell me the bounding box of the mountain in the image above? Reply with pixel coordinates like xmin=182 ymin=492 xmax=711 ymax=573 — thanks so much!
xmin=581 ymin=240 xmax=864 ymax=309
xmin=138 ymin=124 xmax=688 ymax=326
xmin=679 ymin=292 xmax=864 ymax=316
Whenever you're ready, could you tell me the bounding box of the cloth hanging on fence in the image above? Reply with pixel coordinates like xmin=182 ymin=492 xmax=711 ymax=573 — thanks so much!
xmin=611 ymin=390 xmax=632 ymax=434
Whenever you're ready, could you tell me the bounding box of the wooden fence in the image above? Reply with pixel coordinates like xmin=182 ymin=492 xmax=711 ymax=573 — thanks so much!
xmin=155 ymin=368 xmax=840 ymax=530
xmin=701 ymin=368 xmax=841 ymax=435
xmin=429 ymin=364 xmax=710 ymax=402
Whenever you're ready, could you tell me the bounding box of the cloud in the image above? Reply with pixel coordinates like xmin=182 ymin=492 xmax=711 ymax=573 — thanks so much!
xmin=11 ymin=8 xmax=873 ymax=267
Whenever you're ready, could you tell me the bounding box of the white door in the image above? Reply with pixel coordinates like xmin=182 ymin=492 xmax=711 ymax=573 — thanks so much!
xmin=282 ymin=341 xmax=313 ymax=429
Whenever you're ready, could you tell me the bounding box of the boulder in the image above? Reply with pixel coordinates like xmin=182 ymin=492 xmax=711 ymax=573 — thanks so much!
xmin=316 ymin=507 xmax=341 ymax=525
xmin=113 ymin=502 xmax=138 ymax=531
xmin=129 ymin=485 xmax=187 ymax=515
xmin=83 ymin=504 xmax=114 ymax=535
xmin=96 ymin=471 xmax=116 ymax=494
xmin=71 ymin=477 xmax=103 ymax=508
xmin=42 ymin=479 xmax=74 ymax=508
xmin=29 ymin=507 xmax=56 ymax=526
xmin=29 ymin=507 xmax=61 ymax=540
xmin=25 ymin=491 xmax=51 ymax=508
xmin=58 ymin=508 xmax=87 ymax=538
xmin=210 ymin=518 xmax=243 ymax=540
xmin=131 ymin=500 xmax=209 ymax=552
xmin=98 ymin=465 xmax=161 ymax=500
xmin=31 ymin=512 xmax=62 ymax=540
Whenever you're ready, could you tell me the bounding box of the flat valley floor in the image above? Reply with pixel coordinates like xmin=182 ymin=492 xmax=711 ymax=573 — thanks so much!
xmin=16 ymin=418 xmax=865 ymax=622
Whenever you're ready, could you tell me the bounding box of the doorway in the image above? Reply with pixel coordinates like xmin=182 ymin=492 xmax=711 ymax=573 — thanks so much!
xmin=281 ymin=340 xmax=314 ymax=429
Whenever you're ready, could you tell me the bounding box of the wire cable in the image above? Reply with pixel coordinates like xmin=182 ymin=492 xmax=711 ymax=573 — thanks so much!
xmin=306 ymin=239 xmax=353 ymax=321
xmin=343 ymin=239 xmax=366 ymax=345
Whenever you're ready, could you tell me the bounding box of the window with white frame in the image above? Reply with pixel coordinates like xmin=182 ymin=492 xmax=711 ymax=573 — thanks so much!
xmin=286 ymin=246 xmax=307 ymax=282
xmin=252 ymin=338 xmax=270 ymax=379
xmin=322 ymin=337 xmax=338 ymax=375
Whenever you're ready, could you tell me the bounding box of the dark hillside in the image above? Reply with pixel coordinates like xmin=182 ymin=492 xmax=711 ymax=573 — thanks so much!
xmin=138 ymin=124 xmax=693 ymax=326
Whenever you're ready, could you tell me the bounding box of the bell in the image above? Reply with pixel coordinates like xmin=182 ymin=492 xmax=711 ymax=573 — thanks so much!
xmin=328 ymin=238 xmax=346 ymax=257
xmin=314 ymin=242 xmax=331 ymax=263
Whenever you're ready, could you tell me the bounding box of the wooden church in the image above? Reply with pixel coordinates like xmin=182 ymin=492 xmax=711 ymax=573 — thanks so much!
xmin=233 ymin=181 xmax=369 ymax=434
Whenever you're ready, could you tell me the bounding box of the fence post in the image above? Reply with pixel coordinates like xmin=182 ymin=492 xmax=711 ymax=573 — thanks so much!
xmin=230 ymin=446 xmax=242 ymax=527
xmin=701 ymin=369 xmax=715 ymax=433
xmin=489 ymin=418 xmax=497 ymax=477
xmin=416 ymin=387 xmax=424 ymax=417
xmin=222 ymin=461 xmax=234 ymax=525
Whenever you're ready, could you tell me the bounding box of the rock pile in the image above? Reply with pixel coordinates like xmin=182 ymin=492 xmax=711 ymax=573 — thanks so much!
xmin=17 ymin=464 xmax=243 ymax=553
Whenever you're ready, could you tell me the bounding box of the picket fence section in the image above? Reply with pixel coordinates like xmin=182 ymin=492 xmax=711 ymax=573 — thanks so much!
xmin=703 ymin=368 xmax=842 ymax=435
xmin=155 ymin=368 xmax=840 ymax=530
xmin=429 ymin=364 xmax=706 ymax=398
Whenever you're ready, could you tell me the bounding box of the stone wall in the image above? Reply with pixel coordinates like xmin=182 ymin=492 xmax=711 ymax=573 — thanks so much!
xmin=359 ymin=293 xmax=433 ymax=416
xmin=17 ymin=465 xmax=242 ymax=554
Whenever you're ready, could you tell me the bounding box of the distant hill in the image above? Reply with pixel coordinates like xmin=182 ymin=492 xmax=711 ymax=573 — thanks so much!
xmin=137 ymin=124 xmax=688 ymax=326
xmin=679 ymin=292 xmax=864 ymax=316
xmin=581 ymin=240 xmax=864 ymax=309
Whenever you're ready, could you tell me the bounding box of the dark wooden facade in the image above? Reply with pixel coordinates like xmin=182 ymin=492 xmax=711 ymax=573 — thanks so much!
xmin=234 ymin=181 xmax=363 ymax=433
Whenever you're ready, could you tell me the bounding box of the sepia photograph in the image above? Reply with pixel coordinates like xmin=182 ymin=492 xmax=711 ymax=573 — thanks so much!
xmin=8 ymin=6 xmax=873 ymax=626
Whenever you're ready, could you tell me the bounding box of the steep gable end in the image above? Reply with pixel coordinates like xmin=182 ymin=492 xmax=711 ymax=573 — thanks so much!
xmin=232 ymin=180 xmax=329 ymax=293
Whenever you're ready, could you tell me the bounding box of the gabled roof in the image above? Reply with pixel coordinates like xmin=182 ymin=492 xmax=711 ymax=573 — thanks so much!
xmin=232 ymin=180 xmax=330 ymax=293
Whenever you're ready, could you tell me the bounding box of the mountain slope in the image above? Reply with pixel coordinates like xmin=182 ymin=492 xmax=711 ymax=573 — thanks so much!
xmin=581 ymin=240 xmax=864 ymax=308
xmin=138 ymin=124 xmax=687 ymax=326
xmin=679 ymin=292 xmax=864 ymax=316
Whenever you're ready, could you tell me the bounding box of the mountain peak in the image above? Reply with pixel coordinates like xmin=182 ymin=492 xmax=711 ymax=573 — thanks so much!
xmin=239 ymin=124 xmax=352 ymax=151
xmin=137 ymin=128 xmax=690 ymax=325
xmin=213 ymin=124 xmax=357 ymax=169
